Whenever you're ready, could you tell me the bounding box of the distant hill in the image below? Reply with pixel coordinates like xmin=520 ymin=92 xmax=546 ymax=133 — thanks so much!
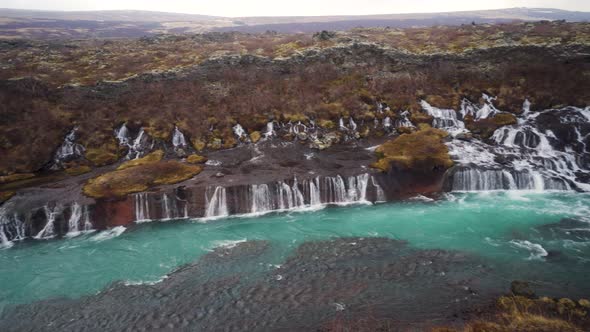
xmin=0 ymin=9 xmax=219 ymax=22
xmin=0 ymin=7 xmax=589 ymax=39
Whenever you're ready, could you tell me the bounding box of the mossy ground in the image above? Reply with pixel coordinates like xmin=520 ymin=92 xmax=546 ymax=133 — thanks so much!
xmin=0 ymin=173 xmax=36 ymax=184
xmin=433 ymin=295 xmax=590 ymax=332
xmin=371 ymin=125 xmax=453 ymax=173
xmin=83 ymin=161 xmax=202 ymax=198
xmin=186 ymin=154 xmax=208 ymax=164
xmin=116 ymin=150 xmax=164 ymax=171
xmin=85 ymin=148 xmax=120 ymax=167
xmin=64 ymin=165 xmax=92 ymax=176
xmin=1 ymin=21 xmax=589 ymax=175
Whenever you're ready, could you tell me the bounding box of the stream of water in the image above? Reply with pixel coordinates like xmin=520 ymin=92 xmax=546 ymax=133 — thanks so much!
xmin=1 ymin=191 xmax=589 ymax=315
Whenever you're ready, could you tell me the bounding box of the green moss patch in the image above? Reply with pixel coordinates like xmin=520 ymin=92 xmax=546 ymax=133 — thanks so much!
xmin=65 ymin=165 xmax=92 ymax=176
xmin=0 ymin=173 xmax=36 ymax=184
xmin=83 ymin=161 xmax=202 ymax=198
xmin=371 ymin=125 xmax=453 ymax=173
xmin=116 ymin=150 xmax=164 ymax=171
xmin=186 ymin=154 xmax=208 ymax=164
xmin=85 ymin=148 xmax=119 ymax=166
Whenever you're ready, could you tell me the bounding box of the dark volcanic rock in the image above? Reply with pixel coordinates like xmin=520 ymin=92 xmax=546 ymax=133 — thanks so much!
xmin=0 ymin=237 xmax=501 ymax=331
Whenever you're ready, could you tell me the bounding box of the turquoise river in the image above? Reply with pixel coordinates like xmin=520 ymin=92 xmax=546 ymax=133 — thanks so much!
xmin=1 ymin=191 xmax=590 ymax=314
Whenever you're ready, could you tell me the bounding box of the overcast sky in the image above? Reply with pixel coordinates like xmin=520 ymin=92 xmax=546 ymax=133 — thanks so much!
xmin=3 ymin=0 xmax=590 ymax=17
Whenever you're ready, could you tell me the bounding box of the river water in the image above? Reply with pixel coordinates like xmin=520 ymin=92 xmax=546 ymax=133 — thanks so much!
xmin=1 ymin=191 xmax=589 ymax=322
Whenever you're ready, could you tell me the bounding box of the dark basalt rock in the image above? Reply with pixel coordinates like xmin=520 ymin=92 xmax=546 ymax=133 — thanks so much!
xmin=510 ymin=280 xmax=536 ymax=298
xmin=0 ymin=237 xmax=500 ymax=331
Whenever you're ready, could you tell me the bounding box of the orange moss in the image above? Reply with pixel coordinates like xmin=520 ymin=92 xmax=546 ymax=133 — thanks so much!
xmin=116 ymin=150 xmax=164 ymax=171
xmin=186 ymin=154 xmax=207 ymax=164
xmin=371 ymin=125 xmax=452 ymax=173
xmin=65 ymin=165 xmax=92 ymax=176
xmin=83 ymin=161 xmax=201 ymax=198
xmin=0 ymin=173 xmax=35 ymax=184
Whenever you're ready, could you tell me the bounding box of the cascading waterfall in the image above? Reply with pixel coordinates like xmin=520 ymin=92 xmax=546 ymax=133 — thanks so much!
xmin=382 ymin=117 xmax=392 ymax=130
xmin=0 ymin=208 xmax=25 ymax=247
xmin=233 ymin=124 xmax=247 ymax=140
xmin=67 ymin=202 xmax=82 ymax=234
xmin=83 ymin=205 xmax=93 ymax=231
xmin=251 ymin=184 xmax=272 ymax=214
xmin=126 ymin=125 xmax=154 ymax=159
xmin=65 ymin=203 xmax=93 ymax=236
xmin=115 ymin=123 xmax=130 ymax=146
xmin=172 ymin=126 xmax=187 ymax=148
xmin=203 ymin=173 xmax=381 ymax=218
xmin=445 ymin=104 xmax=590 ymax=192
xmin=162 ymin=194 xmax=172 ymax=220
xmin=263 ymin=122 xmax=276 ymax=139
xmin=308 ymin=177 xmax=321 ymax=206
xmin=421 ymin=100 xmax=465 ymax=129
xmin=371 ymin=176 xmax=387 ymax=202
xmin=394 ymin=111 xmax=414 ymax=129
xmin=51 ymin=127 xmax=85 ymax=169
xmin=205 ymin=186 xmax=228 ymax=218
xmin=349 ymin=118 xmax=357 ymax=131
xmin=34 ymin=206 xmax=61 ymax=239
xmin=134 ymin=193 xmax=151 ymax=222
xmin=460 ymin=94 xmax=500 ymax=120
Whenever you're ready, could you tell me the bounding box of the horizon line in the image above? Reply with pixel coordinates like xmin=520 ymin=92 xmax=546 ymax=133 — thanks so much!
xmin=0 ymin=6 xmax=584 ymax=19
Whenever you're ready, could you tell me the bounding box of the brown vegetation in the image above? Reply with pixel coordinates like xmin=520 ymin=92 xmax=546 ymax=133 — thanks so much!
xmin=0 ymin=21 xmax=589 ymax=176
xmin=116 ymin=150 xmax=164 ymax=170
xmin=83 ymin=161 xmax=202 ymax=198
xmin=186 ymin=154 xmax=207 ymax=164
xmin=372 ymin=125 xmax=453 ymax=173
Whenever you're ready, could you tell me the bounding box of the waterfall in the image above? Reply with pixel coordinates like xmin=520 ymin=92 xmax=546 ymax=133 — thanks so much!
xmin=371 ymin=176 xmax=387 ymax=202
xmin=349 ymin=118 xmax=358 ymax=131
xmin=251 ymin=184 xmax=272 ymax=214
xmin=115 ymin=123 xmax=130 ymax=146
xmin=0 ymin=224 xmax=11 ymax=249
xmin=162 ymin=194 xmax=172 ymax=220
xmin=200 ymin=173 xmax=385 ymax=219
xmin=339 ymin=118 xmax=345 ymax=130
xmin=382 ymin=117 xmax=392 ymax=130
xmin=233 ymin=124 xmax=247 ymax=139
xmin=324 ymin=175 xmax=347 ymax=203
xmin=205 ymin=186 xmax=228 ymax=218
xmin=67 ymin=202 xmax=82 ymax=234
xmin=420 ymin=100 xmax=464 ymax=129
xmin=65 ymin=203 xmax=92 ymax=236
xmin=308 ymin=177 xmax=321 ymax=206
xmin=394 ymin=111 xmax=414 ymax=129
xmin=346 ymin=173 xmax=369 ymax=202
xmin=263 ymin=122 xmax=276 ymax=139
xmin=83 ymin=205 xmax=93 ymax=231
xmin=446 ymin=104 xmax=590 ymax=192
xmin=278 ymin=181 xmax=294 ymax=210
xmin=172 ymin=126 xmax=187 ymax=148
xmin=460 ymin=94 xmax=501 ymax=120
xmin=292 ymin=177 xmax=305 ymax=206
xmin=34 ymin=206 xmax=61 ymax=239
xmin=0 ymin=209 xmax=25 ymax=245
xmin=51 ymin=127 xmax=85 ymax=169
xmin=134 ymin=193 xmax=151 ymax=222
xmin=126 ymin=128 xmax=153 ymax=159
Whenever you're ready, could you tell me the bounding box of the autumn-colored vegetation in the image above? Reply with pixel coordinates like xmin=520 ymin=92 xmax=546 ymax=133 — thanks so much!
xmin=372 ymin=125 xmax=453 ymax=173
xmin=0 ymin=21 xmax=589 ymax=176
xmin=83 ymin=161 xmax=202 ymax=198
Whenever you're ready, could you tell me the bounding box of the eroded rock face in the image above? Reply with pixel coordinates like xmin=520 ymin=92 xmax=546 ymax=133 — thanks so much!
xmin=0 ymin=238 xmax=498 ymax=331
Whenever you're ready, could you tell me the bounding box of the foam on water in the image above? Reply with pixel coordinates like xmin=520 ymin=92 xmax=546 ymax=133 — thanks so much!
xmin=90 ymin=226 xmax=126 ymax=242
